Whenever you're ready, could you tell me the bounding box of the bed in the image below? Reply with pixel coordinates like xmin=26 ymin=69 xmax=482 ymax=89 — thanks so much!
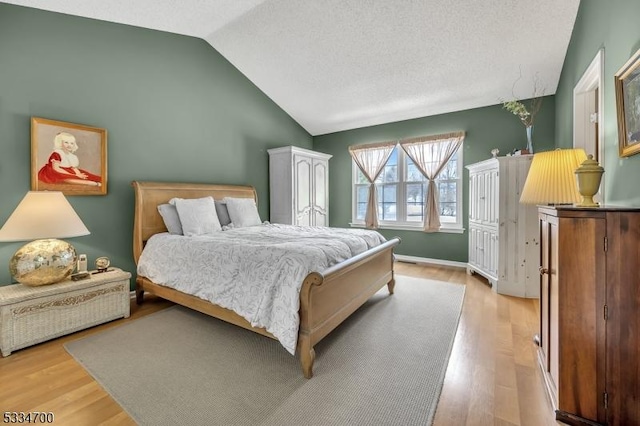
xmin=131 ymin=181 xmax=400 ymax=378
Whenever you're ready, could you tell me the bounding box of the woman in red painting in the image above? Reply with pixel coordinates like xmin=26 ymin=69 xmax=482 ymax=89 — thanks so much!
xmin=38 ymin=132 xmax=102 ymax=186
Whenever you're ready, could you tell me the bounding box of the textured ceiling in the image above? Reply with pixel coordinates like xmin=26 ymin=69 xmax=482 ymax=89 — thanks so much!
xmin=1 ymin=0 xmax=580 ymax=136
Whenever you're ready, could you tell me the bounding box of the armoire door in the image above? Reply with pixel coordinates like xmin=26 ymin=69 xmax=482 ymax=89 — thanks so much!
xmin=556 ymin=214 xmax=605 ymax=423
xmin=539 ymin=213 xmax=551 ymax=373
xmin=294 ymin=154 xmax=312 ymax=226
xmin=605 ymin=212 xmax=640 ymax=425
xmin=469 ymin=172 xmax=480 ymax=223
xmin=312 ymin=158 xmax=328 ymax=226
xmin=538 ymin=212 xmax=559 ymax=407
xmin=485 ymin=168 xmax=499 ymax=227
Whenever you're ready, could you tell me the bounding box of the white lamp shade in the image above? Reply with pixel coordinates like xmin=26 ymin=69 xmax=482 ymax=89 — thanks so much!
xmin=0 ymin=191 xmax=90 ymax=242
xmin=520 ymin=149 xmax=588 ymax=205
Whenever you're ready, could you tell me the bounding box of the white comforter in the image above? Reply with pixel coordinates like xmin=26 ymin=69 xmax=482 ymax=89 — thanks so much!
xmin=137 ymin=224 xmax=387 ymax=354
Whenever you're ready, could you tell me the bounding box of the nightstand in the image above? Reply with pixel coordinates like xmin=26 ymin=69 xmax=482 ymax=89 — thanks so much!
xmin=0 ymin=268 xmax=131 ymax=356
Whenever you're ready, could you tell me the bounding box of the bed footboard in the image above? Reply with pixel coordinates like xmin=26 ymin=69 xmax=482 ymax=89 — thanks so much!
xmin=297 ymin=237 xmax=400 ymax=378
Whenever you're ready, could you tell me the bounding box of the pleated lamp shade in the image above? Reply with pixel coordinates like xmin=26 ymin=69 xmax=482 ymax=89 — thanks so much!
xmin=520 ymin=149 xmax=588 ymax=205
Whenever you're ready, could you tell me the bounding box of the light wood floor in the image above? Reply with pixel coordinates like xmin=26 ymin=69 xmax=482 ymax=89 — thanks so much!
xmin=394 ymin=263 xmax=560 ymax=426
xmin=0 ymin=262 xmax=558 ymax=425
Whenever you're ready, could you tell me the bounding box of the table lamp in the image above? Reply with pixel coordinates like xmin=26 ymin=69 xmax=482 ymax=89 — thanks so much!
xmin=520 ymin=148 xmax=588 ymax=205
xmin=0 ymin=191 xmax=90 ymax=286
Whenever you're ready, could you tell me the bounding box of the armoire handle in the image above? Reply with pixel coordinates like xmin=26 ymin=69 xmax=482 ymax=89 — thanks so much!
xmin=539 ymin=267 xmax=549 ymax=275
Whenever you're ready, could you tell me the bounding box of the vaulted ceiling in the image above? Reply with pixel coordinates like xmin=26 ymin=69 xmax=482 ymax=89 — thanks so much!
xmin=1 ymin=0 xmax=580 ymax=135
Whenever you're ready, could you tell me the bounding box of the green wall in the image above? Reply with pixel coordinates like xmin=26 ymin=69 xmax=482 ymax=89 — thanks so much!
xmin=314 ymin=98 xmax=556 ymax=262
xmin=0 ymin=4 xmax=311 ymax=285
xmin=6 ymin=1 xmax=630 ymax=283
xmin=555 ymin=0 xmax=640 ymax=205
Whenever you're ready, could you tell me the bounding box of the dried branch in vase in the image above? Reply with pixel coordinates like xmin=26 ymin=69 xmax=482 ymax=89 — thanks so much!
xmin=500 ymin=75 xmax=545 ymax=127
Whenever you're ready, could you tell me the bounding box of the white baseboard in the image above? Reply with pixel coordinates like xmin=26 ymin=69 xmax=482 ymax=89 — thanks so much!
xmin=394 ymin=254 xmax=467 ymax=269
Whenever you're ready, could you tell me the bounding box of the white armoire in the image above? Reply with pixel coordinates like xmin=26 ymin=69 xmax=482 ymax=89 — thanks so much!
xmin=466 ymin=155 xmax=539 ymax=297
xmin=268 ymin=146 xmax=332 ymax=226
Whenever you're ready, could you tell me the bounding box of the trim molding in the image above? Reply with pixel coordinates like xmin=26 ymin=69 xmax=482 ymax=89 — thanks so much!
xmin=350 ymin=222 xmax=465 ymax=234
xmin=573 ymin=48 xmax=604 ymax=201
xmin=394 ymin=254 xmax=466 ymax=269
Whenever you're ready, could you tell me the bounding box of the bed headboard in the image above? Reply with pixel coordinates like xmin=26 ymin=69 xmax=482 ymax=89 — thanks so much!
xmin=131 ymin=181 xmax=258 ymax=264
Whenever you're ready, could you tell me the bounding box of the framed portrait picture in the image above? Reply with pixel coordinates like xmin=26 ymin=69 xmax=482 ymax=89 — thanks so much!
xmin=614 ymin=48 xmax=640 ymax=158
xmin=31 ymin=117 xmax=107 ymax=195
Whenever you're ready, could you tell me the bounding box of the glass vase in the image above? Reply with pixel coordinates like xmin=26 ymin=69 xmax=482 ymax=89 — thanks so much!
xmin=526 ymin=125 xmax=534 ymax=154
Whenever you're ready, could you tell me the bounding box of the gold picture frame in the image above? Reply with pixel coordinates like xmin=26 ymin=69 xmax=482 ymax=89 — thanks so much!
xmin=614 ymin=48 xmax=640 ymax=158
xmin=31 ymin=117 xmax=107 ymax=195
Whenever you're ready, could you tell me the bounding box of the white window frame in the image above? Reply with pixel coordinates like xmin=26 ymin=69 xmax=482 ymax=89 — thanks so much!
xmin=350 ymin=143 xmax=464 ymax=233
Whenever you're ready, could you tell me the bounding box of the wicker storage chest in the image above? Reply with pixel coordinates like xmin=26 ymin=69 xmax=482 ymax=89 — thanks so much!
xmin=0 ymin=268 xmax=130 ymax=356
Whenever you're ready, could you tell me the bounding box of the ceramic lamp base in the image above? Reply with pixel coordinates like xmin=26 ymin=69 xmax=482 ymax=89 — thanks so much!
xmin=9 ymin=239 xmax=77 ymax=286
xmin=576 ymin=197 xmax=600 ymax=207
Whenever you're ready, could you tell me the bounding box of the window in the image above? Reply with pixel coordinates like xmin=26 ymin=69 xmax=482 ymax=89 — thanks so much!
xmin=352 ymin=144 xmax=463 ymax=231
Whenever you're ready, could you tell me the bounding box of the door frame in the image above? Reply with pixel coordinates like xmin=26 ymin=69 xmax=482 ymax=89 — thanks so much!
xmin=573 ymin=49 xmax=605 ymax=202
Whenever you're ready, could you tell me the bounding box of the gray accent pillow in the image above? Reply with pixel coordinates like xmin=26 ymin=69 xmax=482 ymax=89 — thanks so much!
xmin=215 ymin=200 xmax=232 ymax=227
xmin=157 ymin=203 xmax=183 ymax=235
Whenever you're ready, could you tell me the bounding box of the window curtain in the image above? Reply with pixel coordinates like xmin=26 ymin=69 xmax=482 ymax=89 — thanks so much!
xmin=400 ymin=132 xmax=465 ymax=232
xmin=348 ymin=141 xmax=396 ymax=229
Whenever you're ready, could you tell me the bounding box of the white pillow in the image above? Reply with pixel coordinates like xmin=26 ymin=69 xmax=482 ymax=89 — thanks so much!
xmin=170 ymin=196 xmax=222 ymax=236
xmin=223 ymin=197 xmax=262 ymax=228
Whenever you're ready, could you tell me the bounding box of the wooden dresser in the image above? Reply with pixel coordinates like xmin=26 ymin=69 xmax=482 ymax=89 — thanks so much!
xmin=537 ymin=206 xmax=640 ymax=426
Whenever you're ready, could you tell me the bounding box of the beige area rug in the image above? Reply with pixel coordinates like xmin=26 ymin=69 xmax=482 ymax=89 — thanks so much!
xmin=65 ymin=275 xmax=465 ymax=426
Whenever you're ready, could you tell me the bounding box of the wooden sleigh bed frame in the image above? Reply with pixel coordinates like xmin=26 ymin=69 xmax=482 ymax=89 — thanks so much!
xmin=131 ymin=181 xmax=400 ymax=378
